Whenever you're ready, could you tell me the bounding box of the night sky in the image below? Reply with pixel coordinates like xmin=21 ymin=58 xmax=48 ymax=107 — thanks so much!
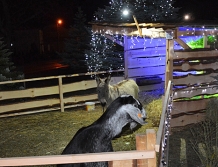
xmin=1 ymin=0 xmax=218 ymax=30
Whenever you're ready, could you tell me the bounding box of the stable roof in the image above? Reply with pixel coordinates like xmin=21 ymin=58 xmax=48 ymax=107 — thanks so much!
xmin=90 ymin=21 xmax=218 ymax=38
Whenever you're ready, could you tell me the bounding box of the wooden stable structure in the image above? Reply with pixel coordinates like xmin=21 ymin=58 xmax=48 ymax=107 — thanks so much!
xmin=91 ymin=21 xmax=218 ymax=127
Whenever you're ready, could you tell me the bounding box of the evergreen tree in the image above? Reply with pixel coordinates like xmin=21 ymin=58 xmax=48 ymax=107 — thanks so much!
xmin=59 ymin=7 xmax=90 ymax=71
xmin=0 ymin=38 xmax=24 ymax=90
xmin=94 ymin=0 xmax=179 ymax=23
xmin=85 ymin=33 xmax=124 ymax=72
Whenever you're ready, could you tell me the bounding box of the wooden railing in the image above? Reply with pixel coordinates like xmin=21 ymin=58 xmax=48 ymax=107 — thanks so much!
xmin=0 ymin=129 xmax=156 ymax=167
xmin=0 ymin=71 xmax=124 ymax=117
xmin=155 ymin=80 xmax=173 ymax=167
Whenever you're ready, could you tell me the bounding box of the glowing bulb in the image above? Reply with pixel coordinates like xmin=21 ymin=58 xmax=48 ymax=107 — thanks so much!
xmin=184 ymin=14 xmax=190 ymax=20
xmin=122 ymin=9 xmax=129 ymax=16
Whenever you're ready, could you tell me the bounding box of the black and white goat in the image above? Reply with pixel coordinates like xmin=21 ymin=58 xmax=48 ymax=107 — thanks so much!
xmin=57 ymin=95 xmax=147 ymax=167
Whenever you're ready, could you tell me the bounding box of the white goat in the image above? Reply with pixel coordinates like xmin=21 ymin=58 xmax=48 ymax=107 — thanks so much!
xmin=57 ymin=95 xmax=147 ymax=167
xmin=96 ymin=74 xmax=139 ymax=111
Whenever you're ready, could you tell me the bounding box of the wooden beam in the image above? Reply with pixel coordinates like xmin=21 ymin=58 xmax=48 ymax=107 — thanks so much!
xmin=133 ymin=15 xmax=142 ymax=37
xmin=175 ymin=38 xmax=191 ymax=49
xmin=173 ymin=50 xmax=218 ymax=60
xmin=0 ymin=151 xmax=155 ymax=166
xmin=105 ymin=34 xmax=124 ymax=46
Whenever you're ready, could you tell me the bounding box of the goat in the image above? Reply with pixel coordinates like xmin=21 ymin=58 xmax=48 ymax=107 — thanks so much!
xmin=96 ymin=74 xmax=139 ymax=112
xmin=57 ymin=95 xmax=147 ymax=167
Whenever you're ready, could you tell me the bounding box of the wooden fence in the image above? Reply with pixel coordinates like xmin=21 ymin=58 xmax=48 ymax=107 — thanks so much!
xmin=166 ymin=47 xmax=218 ymax=127
xmin=0 ymin=71 xmax=124 ymax=117
xmin=0 ymin=69 xmax=164 ymax=118
xmin=0 ymin=129 xmax=156 ymax=167
xmin=0 ymin=82 xmax=172 ymax=167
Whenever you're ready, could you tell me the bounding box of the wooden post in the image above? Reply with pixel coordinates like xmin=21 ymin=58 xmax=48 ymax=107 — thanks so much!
xmin=58 ymin=77 xmax=64 ymax=112
xmin=165 ymin=39 xmax=174 ymax=92
xmin=136 ymin=129 xmax=156 ymax=167
xmin=108 ymin=160 xmax=135 ymax=167
xmin=124 ymin=36 xmax=129 ymax=79
xmin=203 ymin=35 xmax=208 ymax=48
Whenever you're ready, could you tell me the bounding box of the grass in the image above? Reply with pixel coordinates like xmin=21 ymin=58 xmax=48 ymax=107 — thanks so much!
xmin=1 ymin=89 xmax=208 ymax=167
xmin=0 ymin=90 xmax=162 ymax=167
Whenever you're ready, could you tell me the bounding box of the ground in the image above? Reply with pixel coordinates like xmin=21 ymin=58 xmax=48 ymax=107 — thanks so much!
xmin=0 ymin=100 xmax=157 ymax=167
xmin=0 ymin=90 xmax=202 ymax=167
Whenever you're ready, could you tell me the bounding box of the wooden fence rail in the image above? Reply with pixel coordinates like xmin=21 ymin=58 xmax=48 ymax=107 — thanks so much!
xmin=0 ymin=130 xmax=156 ymax=167
xmin=0 ymin=71 xmax=124 ymax=117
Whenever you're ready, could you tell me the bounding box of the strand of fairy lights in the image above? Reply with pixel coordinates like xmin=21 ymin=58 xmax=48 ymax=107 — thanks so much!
xmin=161 ymin=90 xmax=173 ymax=166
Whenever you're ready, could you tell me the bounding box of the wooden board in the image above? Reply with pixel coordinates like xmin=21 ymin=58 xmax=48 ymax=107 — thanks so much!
xmin=126 ymin=37 xmax=166 ymax=50
xmin=172 ymin=99 xmax=209 ymax=115
xmin=174 ymin=61 xmax=218 ymax=71
xmin=128 ymin=56 xmax=165 ymax=68
xmin=171 ymin=113 xmax=206 ymax=127
xmin=173 ymin=73 xmax=217 ymax=85
xmin=0 ymin=86 xmax=59 ymax=100
xmin=128 ymin=66 xmax=165 ymax=78
xmin=128 ymin=47 xmax=166 ymax=57
xmin=173 ymin=85 xmax=218 ymax=99
xmin=173 ymin=50 xmax=218 ymax=60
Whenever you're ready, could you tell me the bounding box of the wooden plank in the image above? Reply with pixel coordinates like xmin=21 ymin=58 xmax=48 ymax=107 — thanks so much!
xmin=174 ymin=61 xmax=218 ymax=71
xmin=171 ymin=113 xmax=206 ymax=127
xmin=128 ymin=57 xmax=165 ymax=68
xmin=0 ymin=94 xmax=98 ymax=114
xmin=63 ymin=80 xmax=97 ymax=93
xmin=174 ymin=38 xmax=191 ymax=49
xmin=0 ymin=98 xmax=60 ymax=114
xmin=156 ymin=81 xmax=172 ymax=153
xmin=0 ymin=70 xmax=124 ymax=85
xmin=136 ymin=134 xmax=148 ymax=167
xmin=173 ymin=85 xmax=218 ymax=99
xmin=165 ymin=39 xmax=174 ymax=91
xmin=0 ymin=150 xmax=155 ymax=166
xmin=173 ymin=73 xmax=217 ymax=85
xmin=177 ymin=30 xmax=218 ymax=37
xmin=126 ymin=38 xmax=166 ymax=50
xmin=64 ymin=94 xmax=98 ymax=104
xmin=109 ymin=160 xmax=135 ymax=167
xmin=172 ymin=99 xmax=209 ymax=115
xmin=0 ymin=86 xmax=59 ymax=100
xmin=124 ymin=36 xmax=129 ymax=78
xmin=173 ymin=50 xmax=218 ymax=60
xmin=0 ymin=80 xmax=97 ymax=101
xmin=129 ymin=48 xmax=166 ymax=57
xmin=105 ymin=34 xmax=124 ymax=46
xmin=128 ymin=66 xmax=165 ymax=78
xmin=146 ymin=129 xmax=156 ymax=167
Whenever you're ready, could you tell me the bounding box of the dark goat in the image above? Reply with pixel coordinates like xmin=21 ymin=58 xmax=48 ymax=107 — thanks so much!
xmin=57 ymin=95 xmax=147 ymax=167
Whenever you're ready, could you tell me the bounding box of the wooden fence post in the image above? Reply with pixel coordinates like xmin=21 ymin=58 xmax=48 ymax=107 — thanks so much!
xmin=58 ymin=77 xmax=64 ymax=112
xmin=136 ymin=129 xmax=156 ymax=167
xmin=108 ymin=159 xmax=136 ymax=167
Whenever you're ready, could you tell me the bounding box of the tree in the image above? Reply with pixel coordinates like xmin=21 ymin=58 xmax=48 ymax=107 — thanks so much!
xmin=59 ymin=7 xmax=90 ymax=71
xmin=0 ymin=38 xmax=24 ymax=90
xmin=94 ymin=0 xmax=179 ymax=23
xmin=85 ymin=33 xmax=124 ymax=72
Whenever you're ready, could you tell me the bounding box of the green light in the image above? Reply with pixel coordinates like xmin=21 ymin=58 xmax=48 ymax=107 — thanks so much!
xmin=187 ymin=36 xmax=216 ymax=49
xmin=174 ymin=93 xmax=218 ymax=101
